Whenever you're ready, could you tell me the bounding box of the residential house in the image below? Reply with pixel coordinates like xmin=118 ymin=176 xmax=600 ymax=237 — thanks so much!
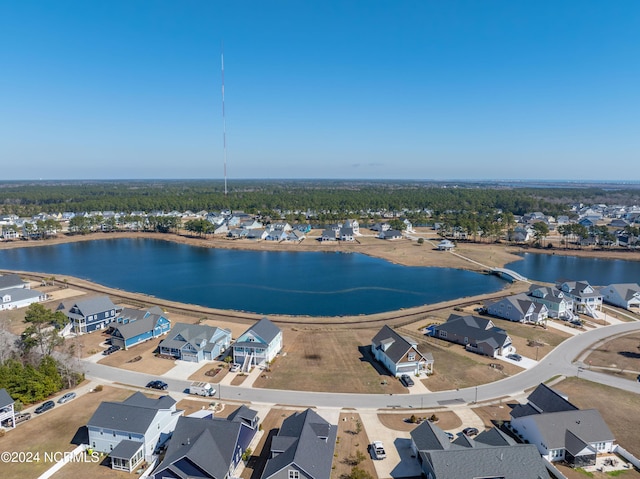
xmin=0 ymin=273 xmax=30 ymax=291
xmin=57 ymin=296 xmax=120 ymax=334
xmin=152 ymin=405 xmax=259 ymax=479
xmin=600 ymin=283 xmax=640 ymax=310
xmin=486 ymin=293 xmax=548 ymax=324
xmin=320 ymin=228 xmax=337 ymax=241
xmin=240 ymin=219 xmax=263 ymax=230
xmin=371 ymin=325 xmax=434 ymax=377
xmin=510 ymin=383 xmax=615 ymax=467
xmin=556 ymin=280 xmax=603 ymax=317
xmin=339 ymin=227 xmax=354 ymax=241
xmin=431 ymin=314 xmax=514 ymax=358
xmin=436 ymin=239 xmax=455 ymax=251
xmin=233 ymin=317 xmax=282 ymax=370
xmin=410 ymin=420 xmax=552 ymax=479
xmin=344 ymin=219 xmax=360 ymax=235
xmin=378 ymin=229 xmax=402 ymax=240
xmin=261 ymin=409 xmax=337 ymax=479
xmin=371 ymin=222 xmax=390 ymax=232
xmin=528 ymin=285 xmax=575 ymax=320
xmin=110 ymin=306 xmax=171 ymax=350
xmin=159 ymin=323 xmax=231 ymax=362
xmin=87 ymin=392 xmax=183 ymax=472
xmin=0 ymin=388 xmax=15 ymax=429
xmin=0 ymin=287 xmax=47 ymax=311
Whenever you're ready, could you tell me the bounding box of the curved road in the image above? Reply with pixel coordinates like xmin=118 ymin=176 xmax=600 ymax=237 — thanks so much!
xmin=83 ymin=320 xmax=640 ymax=409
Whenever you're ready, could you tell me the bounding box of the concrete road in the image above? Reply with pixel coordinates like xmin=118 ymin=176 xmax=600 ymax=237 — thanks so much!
xmin=83 ymin=320 xmax=640 ymax=409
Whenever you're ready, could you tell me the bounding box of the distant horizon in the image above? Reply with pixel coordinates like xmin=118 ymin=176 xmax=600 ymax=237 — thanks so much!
xmin=2 ymin=2 xmax=639 ymax=180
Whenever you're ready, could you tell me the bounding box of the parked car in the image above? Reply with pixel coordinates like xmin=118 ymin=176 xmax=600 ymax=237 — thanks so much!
xmin=58 ymin=392 xmax=77 ymax=404
xmin=230 ymin=363 xmax=240 ymax=372
xmin=146 ymin=380 xmax=168 ymax=391
xmin=570 ymin=319 xmax=582 ymax=327
xmin=102 ymin=345 xmax=121 ymax=355
xmin=2 ymin=412 xmax=31 ymax=427
xmin=445 ymin=431 xmax=454 ymax=440
xmin=34 ymin=400 xmax=55 ymax=414
xmin=400 ymin=374 xmax=414 ymax=387
xmin=371 ymin=441 xmax=386 ymax=460
xmin=462 ymin=427 xmax=479 ymax=436
xmin=507 ymin=353 xmax=522 ymax=362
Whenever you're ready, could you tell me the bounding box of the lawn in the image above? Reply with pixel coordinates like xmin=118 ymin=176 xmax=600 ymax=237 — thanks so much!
xmin=0 ymin=386 xmax=135 ymax=479
xmin=252 ymin=328 xmax=407 ymax=394
xmin=553 ymin=377 xmax=640 ymax=458
xmin=584 ymin=331 xmax=640 ymax=375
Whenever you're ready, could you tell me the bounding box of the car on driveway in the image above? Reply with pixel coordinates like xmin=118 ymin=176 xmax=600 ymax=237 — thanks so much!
xmin=102 ymin=345 xmax=121 ymax=355
xmin=1 ymin=412 xmax=31 ymax=427
xmin=507 ymin=353 xmax=522 ymax=362
xmin=462 ymin=427 xmax=479 ymax=436
xmin=146 ymin=380 xmax=168 ymax=391
xmin=35 ymin=400 xmax=55 ymax=414
xmin=230 ymin=363 xmax=240 ymax=372
xmin=370 ymin=441 xmax=386 ymax=460
xmin=58 ymin=392 xmax=77 ymax=404
xmin=400 ymin=374 xmax=414 ymax=387
xmin=445 ymin=431 xmax=454 ymax=440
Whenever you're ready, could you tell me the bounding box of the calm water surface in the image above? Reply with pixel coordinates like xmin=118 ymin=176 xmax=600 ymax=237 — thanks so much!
xmin=0 ymin=238 xmax=506 ymax=316
xmin=506 ymin=252 xmax=640 ymax=285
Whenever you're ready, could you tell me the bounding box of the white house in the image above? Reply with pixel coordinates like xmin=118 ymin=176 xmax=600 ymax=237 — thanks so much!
xmin=232 ymin=317 xmax=282 ymax=371
xmin=486 ymin=293 xmax=548 ymax=324
xmin=0 ymin=288 xmax=47 ymax=311
xmin=371 ymin=325 xmax=433 ymax=377
xmin=556 ymin=281 xmax=603 ymax=317
xmin=600 ymin=283 xmax=640 ymax=310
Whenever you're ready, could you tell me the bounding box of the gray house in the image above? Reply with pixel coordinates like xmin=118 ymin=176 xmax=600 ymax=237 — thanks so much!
xmin=87 ymin=392 xmax=183 ymax=472
xmin=431 ymin=314 xmax=514 ymax=358
xmin=159 ymin=322 xmax=231 ymax=362
xmin=410 ymin=420 xmax=551 ymax=479
xmin=600 ymin=283 xmax=640 ymax=310
xmin=510 ymin=383 xmax=616 ymax=467
xmin=556 ymin=280 xmax=603 ymax=317
xmin=528 ymin=285 xmax=574 ymax=320
xmin=261 ymin=409 xmax=337 ymax=479
xmin=486 ymin=293 xmax=548 ymax=324
xmin=0 ymin=273 xmax=29 ymax=291
xmin=0 ymin=388 xmax=15 ymax=429
xmin=371 ymin=325 xmax=434 ymax=377
xmin=232 ymin=317 xmax=282 ymax=370
xmin=152 ymin=405 xmax=259 ymax=479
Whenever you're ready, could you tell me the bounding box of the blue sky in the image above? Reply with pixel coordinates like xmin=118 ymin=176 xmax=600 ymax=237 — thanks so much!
xmin=1 ymin=1 xmax=639 ymax=181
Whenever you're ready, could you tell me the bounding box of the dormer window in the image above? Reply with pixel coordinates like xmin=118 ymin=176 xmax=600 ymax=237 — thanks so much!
xmin=288 ymin=470 xmax=299 ymax=479
xmin=408 ymin=352 xmax=416 ymax=361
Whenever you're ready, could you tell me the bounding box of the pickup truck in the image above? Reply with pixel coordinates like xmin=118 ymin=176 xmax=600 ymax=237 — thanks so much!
xmin=371 ymin=441 xmax=386 ymax=460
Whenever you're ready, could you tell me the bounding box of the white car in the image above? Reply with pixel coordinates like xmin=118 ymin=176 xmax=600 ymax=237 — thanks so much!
xmin=371 ymin=441 xmax=386 ymax=460
xmin=230 ymin=363 xmax=240 ymax=372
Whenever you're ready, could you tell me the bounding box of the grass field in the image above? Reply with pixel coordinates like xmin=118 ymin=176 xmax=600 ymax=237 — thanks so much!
xmin=584 ymin=331 xmax=640 ymax=375
xmin=377 ymin=411 xmax=462 ymax=432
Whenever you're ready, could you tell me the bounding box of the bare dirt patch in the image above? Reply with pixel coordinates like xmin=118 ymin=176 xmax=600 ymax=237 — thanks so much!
xmin=553 ymin=377 xmax=640 ymax=457
xmin=583 ymin=332 xmax=640 ymax=375
xmin=251 ymin=328 xmax=406 ymax=394
xmin=472 ymin=401 xmax=518 ymax=429
xmin=377 ymin=411 xmax=462 ymax=432
xmin=187 ymin=361 xmax=229 ymax=383
xmin=0 ymin=386 xmax=134 ymax=479
xmin=332 ymin=413 xmax=376 ymax=479
xmin=97 ymin=337 xmax=175 ymax=375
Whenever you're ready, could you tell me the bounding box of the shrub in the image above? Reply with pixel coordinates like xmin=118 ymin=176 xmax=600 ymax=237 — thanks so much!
xmin=94 ymin=384 xmax=103 ymax=392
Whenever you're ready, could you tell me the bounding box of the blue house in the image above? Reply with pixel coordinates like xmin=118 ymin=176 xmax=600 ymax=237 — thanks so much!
xmin=158 ymin=322 xmax=232 ymax=362
xmin=232 ymin=317 xmax=282 ymax=371
xmin=152 ymin=405 xmax=259 ymax=479
xmin=110 ymin=306 xmax=171 ymax=350
xmin=57 ymin=296 xmax=120 ymax=334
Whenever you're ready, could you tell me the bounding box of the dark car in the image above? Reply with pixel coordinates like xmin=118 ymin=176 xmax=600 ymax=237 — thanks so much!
xmin=400 ymin=374 xmax=415 ymax=387
xmin=34 ymin=400 xmax=55 ymax=414
xmin=146 ymin=380 xmax=168 ymax=391
xmin=507 ymin=353 xmax=522 ymax=362
xmin=462 ymin=427 xmax=479 ymax=436
xmin=102 ymin=345 xmax=121 ymax=355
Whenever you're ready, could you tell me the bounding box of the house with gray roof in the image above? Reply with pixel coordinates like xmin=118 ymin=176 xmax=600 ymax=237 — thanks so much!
xmin=0 ymin=388 xmax=15 ymax=429
xmin=110 ymin=306 xmax=171 ymax=350
xmin=431 ymin=314 xmax=514 ymax=358
xmin=528 ymin=285 xmax=574 ymax=320
xmin=510 ymin=383 xmax=615 ymax=467
xmin=486 ymin=293 xmax=548 ymax=324
xmin=1 ymin=287 xmax=47 ymax=311
xmin=152 ymin=405 xmax=259 ymax=479
xmin=556 ymin=280 xmax=603 ymax=317
xmin=261 ymin=408 xmax=337 ymax=479
xmin=159 ymin=322 xmax=231 ymax=362
xmin=57 ymin=295 xmax=120 ymax=334
xmin=410 ymin=421 xmax=552 ymax=479
xmin=378 ymin=229 xmax=402 ymax=240
xmin=233 ymin=317 xmax=282 ymax=371
xmin=0 ymin=273 xmax=29 ymax=291
xmin=87 ymin=392 xmax=183 ymax=472
xmin=371 ymin=325 xmax=434 ymax=377
xmin=600 ymin=283 xmax=640 ymax=310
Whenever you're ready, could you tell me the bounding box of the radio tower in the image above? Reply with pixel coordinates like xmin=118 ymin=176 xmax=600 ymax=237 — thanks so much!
xmin=221 ymin=44 xmax=228 ymax=196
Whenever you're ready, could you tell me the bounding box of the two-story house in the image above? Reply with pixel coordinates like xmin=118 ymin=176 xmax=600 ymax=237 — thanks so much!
xmin=110 ymin=306 xmax=171 ymax=350
xmin=57 ymin=296 xmax=120 ymax=334
xmin=158 ymin=322 xmax=231 ymax=362
xmin=371 ymin=325 xmax=434 ymax=377
xmin=232 ymin=317 xmax=282 ymax=371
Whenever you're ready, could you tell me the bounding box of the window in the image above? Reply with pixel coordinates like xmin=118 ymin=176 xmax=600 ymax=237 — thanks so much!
xmin=408 ymin=352 xmax=415 ymax=361
xmin=288 ymin=471 xmax=299 ymax=479
xmin=439 ymin=331 xmax=447 ymax=338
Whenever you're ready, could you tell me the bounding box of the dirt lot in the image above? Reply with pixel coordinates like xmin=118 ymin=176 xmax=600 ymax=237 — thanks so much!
xmin=377 ymin=411 xmax=462 ymax=432
xmin=472 ymin=401 xmax=518 ymax=429
xmin=97 ymin=337 xmax=176 ymax=375
xmin=187 ymin=360 xmax=230 ymax=383
xmin=251 ymin=328 xmax=407 ymax=394
xmin=553 ymin=377 xmax=640 ymax=457
xmin=332 ymin=413 xmax=376 ymax=479
xmin=583 ymin=331 xmax=640 ymax=375
xmin=0 ymin=386 xmax=135 ymax=479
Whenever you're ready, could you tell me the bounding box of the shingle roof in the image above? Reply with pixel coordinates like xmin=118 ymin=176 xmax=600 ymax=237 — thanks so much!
xmin=410 ymin=421 xmax=457 ymax=452
xmin=262 ymin=409 xmax=337 ymax=479
xmin=526 ymin=383 xmax=577 ymax=414
xmin=372 ymin=325 xmax=431 ymax=364
xmin=0 ymin=274 xmax=27 ymax=290
xmin=113 ymin=313 xmax=166 ymax=341
xmin=0 ymin=388 xmax=14 ymax=409
xmin=436 ymin=314 xmax=510 ymax=349
xmin=110 ymin=439 xmax=143 ymax=460
xmin=474 ymin=427 xmax=516 ymax=447
xmin=237 ymin=317 xmax=281 ymax=345
xmin=63 ymin=296 xmax=117 ymax=317
xmin=159 ymin=322 xmax=229 ymax=353
xmin=0 ymin=287 xmax=44 ymax=303
xmin=527 ymin=409 xmax=614 ymax=449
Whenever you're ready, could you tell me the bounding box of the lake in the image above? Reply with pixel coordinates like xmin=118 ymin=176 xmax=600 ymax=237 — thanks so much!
xmin=0 ymin=238 xmax=507 ymax=316
xmin=505 ymin=252 xmax=640 ymax=285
